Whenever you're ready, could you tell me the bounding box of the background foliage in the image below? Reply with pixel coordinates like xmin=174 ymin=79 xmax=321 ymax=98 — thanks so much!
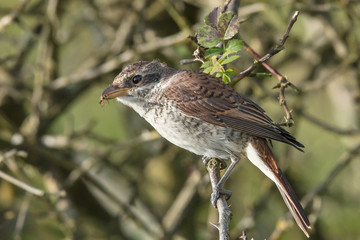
xmin=0 ymin=0 xmax=359 ymax=239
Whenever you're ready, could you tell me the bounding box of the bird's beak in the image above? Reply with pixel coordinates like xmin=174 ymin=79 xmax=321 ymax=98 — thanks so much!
xmin=99 ymin=85 xmax=133 ymax=104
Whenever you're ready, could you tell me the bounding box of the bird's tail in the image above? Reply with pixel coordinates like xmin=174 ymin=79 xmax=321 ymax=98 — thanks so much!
xmin=275 ymin=169 xmax=311 ymax=237
xmin=246 ymin=138 xmax=311 ymax=237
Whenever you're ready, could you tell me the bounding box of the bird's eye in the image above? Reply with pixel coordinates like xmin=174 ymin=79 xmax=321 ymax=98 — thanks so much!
xmin=132 ymin=75 xmax=142 ymax=84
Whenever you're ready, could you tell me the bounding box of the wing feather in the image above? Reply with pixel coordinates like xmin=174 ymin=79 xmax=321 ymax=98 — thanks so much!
xmin=164 ymin=71 xmax=304 ymax=150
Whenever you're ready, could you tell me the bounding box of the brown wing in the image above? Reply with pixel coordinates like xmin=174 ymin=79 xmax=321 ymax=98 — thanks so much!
xmin=164 ymin=71 xmax=304 ymax=150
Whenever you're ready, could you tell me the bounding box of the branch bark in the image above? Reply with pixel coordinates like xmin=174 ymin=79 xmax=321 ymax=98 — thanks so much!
xmin=207 ymin=158 xmax=232 ymax=240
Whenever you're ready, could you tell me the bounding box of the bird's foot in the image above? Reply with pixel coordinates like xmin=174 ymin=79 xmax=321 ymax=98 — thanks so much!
xmin=211 ymin=186 xmax=232 ymax=208
xmin=202 ymin=157 xmax=227 ymax=170
xmin=202 ymin=156 xmax=211 ymax=166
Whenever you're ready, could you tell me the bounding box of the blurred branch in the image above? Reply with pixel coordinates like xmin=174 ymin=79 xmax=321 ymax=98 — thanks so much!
xmin=162 ymin=169 xmax=203 ymax=236
xmin=14 ymin=135 xmax=164 ymax=238
xmin=269 ymin=143 xmax=360 ymax=239
xmin=110 ymin=1 xmax=145 ymax=53
xmin=0 ymin=149 xmax=45 ymax=196
xmin=0 ymin=170 xmax=44 ymax=196
xmin=50 ymin=30 xmax=188 ymax=90
xmin=43 ymin=173 xmax=77 ymax=238
xmin=223 ymin=0 xmax=240 ymax=14
xmin=302 ymin=143 xmax=360 ymax=206
xmin=14 ymin=193 xmax=31 ymax=239
xmin=301 ymin=111 xmax=360 ymax=136
xmin=0 ymin=0 xmax=30 ymax=32
xmin=300 ymin=56 xmax=358 ymax=92
xmin=83 ymin=173 xmax=164 ymax=238
xmin=64 ymin=157 xmax=97 ymax=188
xmin=157 ymin=0 xmax=192 ymax=34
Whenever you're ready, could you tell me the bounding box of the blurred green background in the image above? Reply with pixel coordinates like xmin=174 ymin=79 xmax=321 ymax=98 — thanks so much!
xmin=0 ymin=0 xmax=359 ymax=239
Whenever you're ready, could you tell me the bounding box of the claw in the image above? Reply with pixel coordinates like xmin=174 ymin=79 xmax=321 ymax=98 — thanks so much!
xmin=211 ymin=186 xmax=232 ymax=208
xmin=211 ymin=189 xmax=220 ymax=207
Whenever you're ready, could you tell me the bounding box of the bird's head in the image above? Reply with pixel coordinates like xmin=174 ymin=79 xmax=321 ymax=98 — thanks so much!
xmin=100 ymin=61 xmax=168 ymax=104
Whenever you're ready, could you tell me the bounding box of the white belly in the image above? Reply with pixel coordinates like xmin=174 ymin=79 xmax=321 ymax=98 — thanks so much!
xmin=118 ymin=96 xmax=247 ymax=159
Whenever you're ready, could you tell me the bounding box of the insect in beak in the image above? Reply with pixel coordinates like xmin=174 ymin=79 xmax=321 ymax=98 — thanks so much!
xmin=99 ymin=95 xmax=109 ymax=105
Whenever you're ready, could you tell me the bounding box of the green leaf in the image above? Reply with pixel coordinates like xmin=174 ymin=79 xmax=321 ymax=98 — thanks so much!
xmin=201 ymin=60 xmax=215 ymax=74
xmin=220 ymin=54 xmax=240 ymax=65
xmin=222 ymin=73 xmax=231 ymax=84
xmin=224 ymin=17 xmax=240 ymax=40
xmin=224 ymin=39 xmax=243 ymax=55
xmin=197 ymin=26 xmax=222 ymax=48
xmin=201 ymin=60 xmax=212 ymax=69
xmin=205 ymin=7 xmax=221 ymax=28
xmin=203 ymin=66 xmax=213 ymax=73
xmin=224 ymin=68 xmax=234 ymax=76
xmin=217 ymin=12 xmax=233 ymax=36
xmin=205 ymin=47 xmax=223 ymax=58
xmin=209 ymin=58 xmax=222 ymax=75
xmin=209 ymin=65 xmax=222 ymax=75
xmin=218 ymin=39 xmax=243 ymax=65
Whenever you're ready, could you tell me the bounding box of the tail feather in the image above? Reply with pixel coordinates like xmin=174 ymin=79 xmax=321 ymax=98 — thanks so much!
xmin=246 ymin=138 xmax=311 ymax=237
xmin=275 ymin=170 xmax=311 ymax=237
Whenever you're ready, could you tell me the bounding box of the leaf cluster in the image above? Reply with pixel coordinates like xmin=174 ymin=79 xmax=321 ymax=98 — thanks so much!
xmin=196 ymin=7 xmax=243 ymax=84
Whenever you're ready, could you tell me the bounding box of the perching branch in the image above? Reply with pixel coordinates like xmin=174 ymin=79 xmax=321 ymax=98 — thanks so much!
xmin=207 ymin=158 xmax=232 ymax=240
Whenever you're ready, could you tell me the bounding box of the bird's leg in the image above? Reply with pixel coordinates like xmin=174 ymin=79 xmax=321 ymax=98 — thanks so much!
xmin=210 ymin=155 xmax=240 ymax=207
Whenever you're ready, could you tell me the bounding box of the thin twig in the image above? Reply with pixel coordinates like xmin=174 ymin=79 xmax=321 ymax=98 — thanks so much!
xmin=276 ymin=79 xmax=294 ymax=126
xmin=232 ymin=11 xmax=300 ymax=83
xmin=232 ymin=11 xmax=300 ymax=125
xmin=0 ymin=170 xmax=44 ymax=196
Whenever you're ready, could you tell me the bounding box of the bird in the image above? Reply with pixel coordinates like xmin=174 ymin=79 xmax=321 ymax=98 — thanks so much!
xmin=100 ymin=60 xmax=311 ymax=237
